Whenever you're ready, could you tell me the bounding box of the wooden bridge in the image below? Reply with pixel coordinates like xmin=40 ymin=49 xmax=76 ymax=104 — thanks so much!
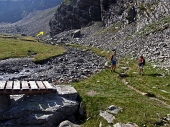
xmin=0 ymin=81 xmax=56 ymax=95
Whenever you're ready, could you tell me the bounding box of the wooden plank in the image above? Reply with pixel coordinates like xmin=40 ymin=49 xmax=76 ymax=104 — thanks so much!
xmin=21 ymin=81 xmax=29 ymax=90
xmin=0 ymin=81 xmax=6 ymax=90
xmin=36 ymin=81 xmax=46 ymax=90
xmin=13 ymin=81 xmax=21 ymax=90
xmin=6 ymin=81 xmax=13 ymax=90
xmin=29 ymin=81 xmax=38 ymax=90
xmin=0 ymin=81 xmax=56 ymax=95
xmin=43 ymin=81 xmax=53 ymax=89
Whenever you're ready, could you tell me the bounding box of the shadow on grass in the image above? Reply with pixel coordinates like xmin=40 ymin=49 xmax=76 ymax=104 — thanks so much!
xmin=144 ymin=73 xmax=163 ymax=77
xmin=75 ymin=94 xmax=87 ymax=124
xmin=120 ymin=72 xmax=163 ymax=78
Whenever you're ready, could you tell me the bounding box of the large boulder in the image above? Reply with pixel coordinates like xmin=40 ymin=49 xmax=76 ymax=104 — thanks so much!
xmin=0 ymin=85 xmax=79 ymax=127
xmin=59 ymin=120 xmax=81 ymax=127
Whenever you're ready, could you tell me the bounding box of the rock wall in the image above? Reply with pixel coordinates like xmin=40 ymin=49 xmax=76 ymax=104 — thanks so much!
xmin=100 ymin=0 xmax=134 ymax=26
xmin=49 ymin=0 xmax=101 ymax=36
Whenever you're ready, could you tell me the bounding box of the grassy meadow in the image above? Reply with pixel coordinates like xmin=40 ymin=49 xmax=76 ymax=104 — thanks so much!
xmin=70 ymin=47 xmax=170 ymax=127
xmin=0 ymin=34 xmax=65 ymax=62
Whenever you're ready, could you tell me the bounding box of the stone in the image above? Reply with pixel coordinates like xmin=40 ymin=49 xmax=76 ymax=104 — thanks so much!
xmin=59 ymin=120 xmax=81 ymax=127
xmin=99 ymin=110 xmax=115 ymax=124
xmin=113 ymin=122 xmax=139 ymax=127
xmin=107 ymin=105 xmax=123 ymax=114
xmin=167 ymin=114 xmax=170 ymax=121
xmin=56 ymin=85 xmax=78 ymax=100
xmin=0 ymin=86 xmax=79 ymax=127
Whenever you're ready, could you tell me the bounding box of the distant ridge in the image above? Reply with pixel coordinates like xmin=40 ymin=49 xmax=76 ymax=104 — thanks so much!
xmin=0 ymin=6 xmax=58 ymax=36
xmin=0 ymin=0 xmax=62 ymax=23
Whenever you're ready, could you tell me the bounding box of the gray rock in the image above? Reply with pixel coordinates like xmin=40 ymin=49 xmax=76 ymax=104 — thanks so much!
xmin=113 ymin=122 xmax=139 ymax=127
xmin=0 ymin=86 xmax=79 ymax=127
xmin=49 ymin=0 xmax=101 ymax=36
xmin=59 ymin=120 xmax=81 ymax=127
xmin=167 ymin=114 xmax=170 ymax=121
xmin=56 ymin=85 xmax=78 ymax=100
xmin=99 ymin=110 xmax=115 ymax=124
xmin=107 ymin=105 xmax=123 ymax=114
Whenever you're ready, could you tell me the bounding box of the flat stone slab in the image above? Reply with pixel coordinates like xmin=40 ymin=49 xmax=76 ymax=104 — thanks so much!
xmin=56 ymin=85 xmax=78 ymax=100
xmin=99 ymin=110 xmax=115 ymax=123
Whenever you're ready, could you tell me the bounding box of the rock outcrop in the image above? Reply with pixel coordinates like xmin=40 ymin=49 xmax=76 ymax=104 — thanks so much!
xmin=0 ymin=85 xmax=79 ymax=127
xmin=49 ymin=0 xmax=101 ymax=36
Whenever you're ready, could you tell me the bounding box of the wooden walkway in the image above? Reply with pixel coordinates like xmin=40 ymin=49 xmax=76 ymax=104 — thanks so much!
xmin=0 ymin=81 xmax=56 ymax=95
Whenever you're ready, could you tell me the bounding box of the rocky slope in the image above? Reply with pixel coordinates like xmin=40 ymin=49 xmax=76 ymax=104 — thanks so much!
xmin=0 ymin=46 xmax=106 ymax=83
xmin=49 ymin=0 xmax=170 ymax=68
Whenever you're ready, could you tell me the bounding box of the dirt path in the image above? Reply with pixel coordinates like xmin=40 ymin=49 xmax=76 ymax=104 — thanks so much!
xmin=121 ymin=78 xmax=170 ymax=108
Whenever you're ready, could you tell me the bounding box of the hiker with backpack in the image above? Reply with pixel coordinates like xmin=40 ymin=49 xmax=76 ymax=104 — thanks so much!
xmin=110 ymin=50 xmax=117 ymax=72
xmin=138 ymin=55 xmax=145 ymax=75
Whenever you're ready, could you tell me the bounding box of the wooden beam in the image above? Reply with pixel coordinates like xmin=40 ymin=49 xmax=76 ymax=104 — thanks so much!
xmin=29 ymin=81 xmax=38 ymax=90
xmin=13 ymin=81 xmax=21 ymax=90
xmin=21 ymin=81 xmax=29 ymax=90
xmin=43 ymin=81 xmax=53 ymax=89
xmin=6 ymin=81 xmax=13 ymax=90
xmin=0 ymin=81 xmax=6 ymax=90
xmin=36 ymin=81 xmax=46 ymax=90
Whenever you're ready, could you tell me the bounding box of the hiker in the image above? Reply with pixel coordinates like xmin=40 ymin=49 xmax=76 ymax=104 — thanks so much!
xmin=138 ymin=55 xmax=145 ymax=75
xmin=110 ymin=50 xmax=117 ymax=72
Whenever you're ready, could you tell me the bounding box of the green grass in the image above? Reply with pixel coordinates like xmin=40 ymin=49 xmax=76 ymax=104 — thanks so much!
xmin=70 ymin=56 xmax=170 ymax=126
xmin=125 ymin=59 xmax=170 ymax=104
xmin=0 ymin=34 xmax=66 ymax=62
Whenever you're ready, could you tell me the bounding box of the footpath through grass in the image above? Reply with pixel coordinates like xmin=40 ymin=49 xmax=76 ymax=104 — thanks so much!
xmin=71 ymin=55 xmax=170 ymax=126
xmin=0 ymin=34 xmax=65 ymax=62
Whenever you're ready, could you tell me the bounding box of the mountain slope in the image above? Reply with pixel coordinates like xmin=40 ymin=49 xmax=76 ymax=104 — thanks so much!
xmin=0 ymin=0 xmax=62 ymax=23
xmin=0 ymin=6 xmax=58 ymax=36
xmin=49 ymin=0 xmax=170 ymax=68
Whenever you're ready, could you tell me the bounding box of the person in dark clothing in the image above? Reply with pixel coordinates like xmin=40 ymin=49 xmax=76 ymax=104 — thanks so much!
xmin=138 ymin=55 xmax=145 ymax=75
xmin=110 ymin=51 xmax=117 ymax=72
